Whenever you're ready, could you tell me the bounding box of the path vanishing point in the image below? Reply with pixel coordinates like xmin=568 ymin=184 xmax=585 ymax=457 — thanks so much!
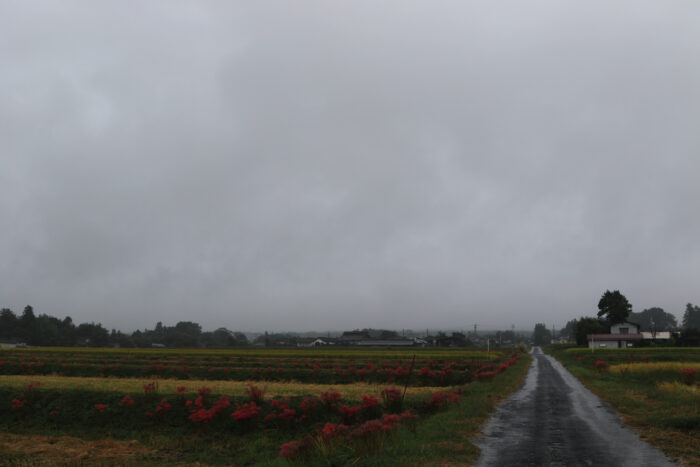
xmin=474 ymin=347 xmax=678 ymax=467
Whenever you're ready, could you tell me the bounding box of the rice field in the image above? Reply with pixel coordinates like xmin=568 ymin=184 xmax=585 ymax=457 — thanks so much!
xmin=0 ymin=346 xmax=528 ymax=465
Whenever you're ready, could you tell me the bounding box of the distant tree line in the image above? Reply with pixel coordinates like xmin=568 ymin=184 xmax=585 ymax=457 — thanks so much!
xmin=559 ymin=291 xmax=700 ymax=346
xmin=0 ymin=306 xmax=248 ymax=348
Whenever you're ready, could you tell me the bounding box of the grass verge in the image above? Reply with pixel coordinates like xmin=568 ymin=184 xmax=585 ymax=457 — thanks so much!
xmin=547 ymin=345 xmax=699 ymax=466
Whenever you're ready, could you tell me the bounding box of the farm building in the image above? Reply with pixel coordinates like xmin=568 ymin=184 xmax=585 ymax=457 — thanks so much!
xmin=296 ymin=337 xmax=336 ymax=347
xmin=356 ymin=339 xmax=415 ymax=347
xmin=587 ymin=322 xmax=642 ymax=349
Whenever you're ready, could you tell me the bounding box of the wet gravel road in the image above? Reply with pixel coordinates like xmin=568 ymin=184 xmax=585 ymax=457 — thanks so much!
xmin=474 ymin=347 xmax=677 ymax=467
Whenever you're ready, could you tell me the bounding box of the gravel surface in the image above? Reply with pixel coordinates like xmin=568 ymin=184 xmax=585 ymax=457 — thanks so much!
xmin=474 ymin=347 xmax=678 ymax=467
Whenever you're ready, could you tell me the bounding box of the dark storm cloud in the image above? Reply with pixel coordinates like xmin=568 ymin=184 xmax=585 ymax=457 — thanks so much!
xmin=1 ymin=1 xmax=699 ymax=332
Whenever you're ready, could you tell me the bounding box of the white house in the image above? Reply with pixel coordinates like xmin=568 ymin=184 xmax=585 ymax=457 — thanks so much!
xmin=587 ymin=322 xmax=642 ymax=349
xmin=640 ymin=331 xmax=672 ymax=340
xmin=296 ymin=338 xmax=335 ymax=347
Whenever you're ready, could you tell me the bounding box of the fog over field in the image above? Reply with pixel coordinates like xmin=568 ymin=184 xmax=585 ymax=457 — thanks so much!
xmin=1 ymin=1 xmax=699 ymax=332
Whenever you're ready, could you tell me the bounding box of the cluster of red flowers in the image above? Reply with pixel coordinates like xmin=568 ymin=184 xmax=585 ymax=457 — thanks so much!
xmin=474 ymin=353 xmax=521 ymax=381
xmin=155 ymin=398 xmax=173 ymax=414
xmin=321 ymin=421 xmax=348 ymax=439
xmin=427 ymin=390 xmax=461 ymax=409
xmin=118 ymin=395 xmax=135 ymax=407
xmin=361 ymin=394 xmax=379 ymax=410
xmin=94 ymin=403 xmax=108 ymax=413
xmin=680 ymin=367 xmax=696 ymax=385
xmin=594 ymin=360 xmax=610 ymax=372
xmin=299 ymin=396 xmax=319 ymax=412
xmin=10 ymin=382 xmax=43 ymax=411
xmin=279 ymin=409 xmax=420 ymax=460
xmin=338 ymin=404 xmax=362 ymax=423
xmin=11 ymin=398 xmax=25 ymax=409
xmin=189 ymin=394 xmax=231 ymax=423
xmin=0 ymin=351 xmax=488 ymax=387
xmin=278 ymin=440 xmax=301 ymax=459
xmin=321 ymin=389 xmax=342 ymax=407
xmin=230 ymin=401 xmax=259 ymax=421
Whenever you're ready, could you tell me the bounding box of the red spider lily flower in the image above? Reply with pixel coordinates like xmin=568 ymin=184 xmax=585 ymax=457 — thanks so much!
xmin=339 ymin=404 xmax=362 ymax=421
xmin=231 ymin=402 xmax=259 ymax=421
xmin=278 ymin=441 xmax=300 ymax=459
xmin=300 ymin=397 xmax=319 ymax=412
xmin=321 ymin=422 xmax=337 ymax=438
xmin=175 ymin=386 xmax=186 ymax=394
xmin=11 ymin=399 xmax=25 ymax=409
xmin=381 ymin=413 xmax=401 ymax=428
xmin=94 ymin=404 xmax=108 ymax=413
xmin=189 ymin=409 xmax=213 ymax=422
xmin=361 ymin=395 xmax=379 ymax=409
xmin=321 ymin=389 xmax=342 ymax=406
xmin=270 ymin=399 xmax=290 ymax=410
xmin=277 ymin=408 xmax=296 ymax=421
xmin=680 ymin=367 xmax=696 ymax=385
xmin=427 ymin=391 xmax=461 ymax=409
xmin=197 ymin=387 xmax=212 ymax=397
xmin=320 ymin=422 xmax=348 ymax=440
xmin=352 ymin=419 xmax=384 ymax=437
xmin=119 ymin=395 xmax=135 ymax=407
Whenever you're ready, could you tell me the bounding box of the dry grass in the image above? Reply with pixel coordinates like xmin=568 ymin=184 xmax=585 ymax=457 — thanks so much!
xmin=609 ymin=362 xmax=700 ymax=374
xmin=0 ymin=431 xmax=155 ymax=464
xmin=0 ymin=374 xmax=442 ymax=399
xmin=657 ymin=381 xmax=699 ymax=395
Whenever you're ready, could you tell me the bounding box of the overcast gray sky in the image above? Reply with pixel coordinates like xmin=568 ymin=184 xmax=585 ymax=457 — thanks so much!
xmin=2 ymin=1 xmax=699 ymax=333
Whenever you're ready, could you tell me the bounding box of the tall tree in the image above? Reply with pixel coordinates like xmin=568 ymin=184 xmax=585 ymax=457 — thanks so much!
xmin=0 ymin=308 xmax=18 ymax=339
xmin=682 ymin=303 xmax=700 ymax=329
xmin=533 ymin=323 xmax=552 ymax=346
xmin=19 ymin=305 xmax=39 ymax=344
xmin=628 ymin=307 xmax=678 ymax=332
xmin=574 ymin=317 xmax=608 ymax=346
xmin=597 ymin=290 xmax=632 ymax=324
xmin=561 ymin=319 xmax=577 ymax=341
